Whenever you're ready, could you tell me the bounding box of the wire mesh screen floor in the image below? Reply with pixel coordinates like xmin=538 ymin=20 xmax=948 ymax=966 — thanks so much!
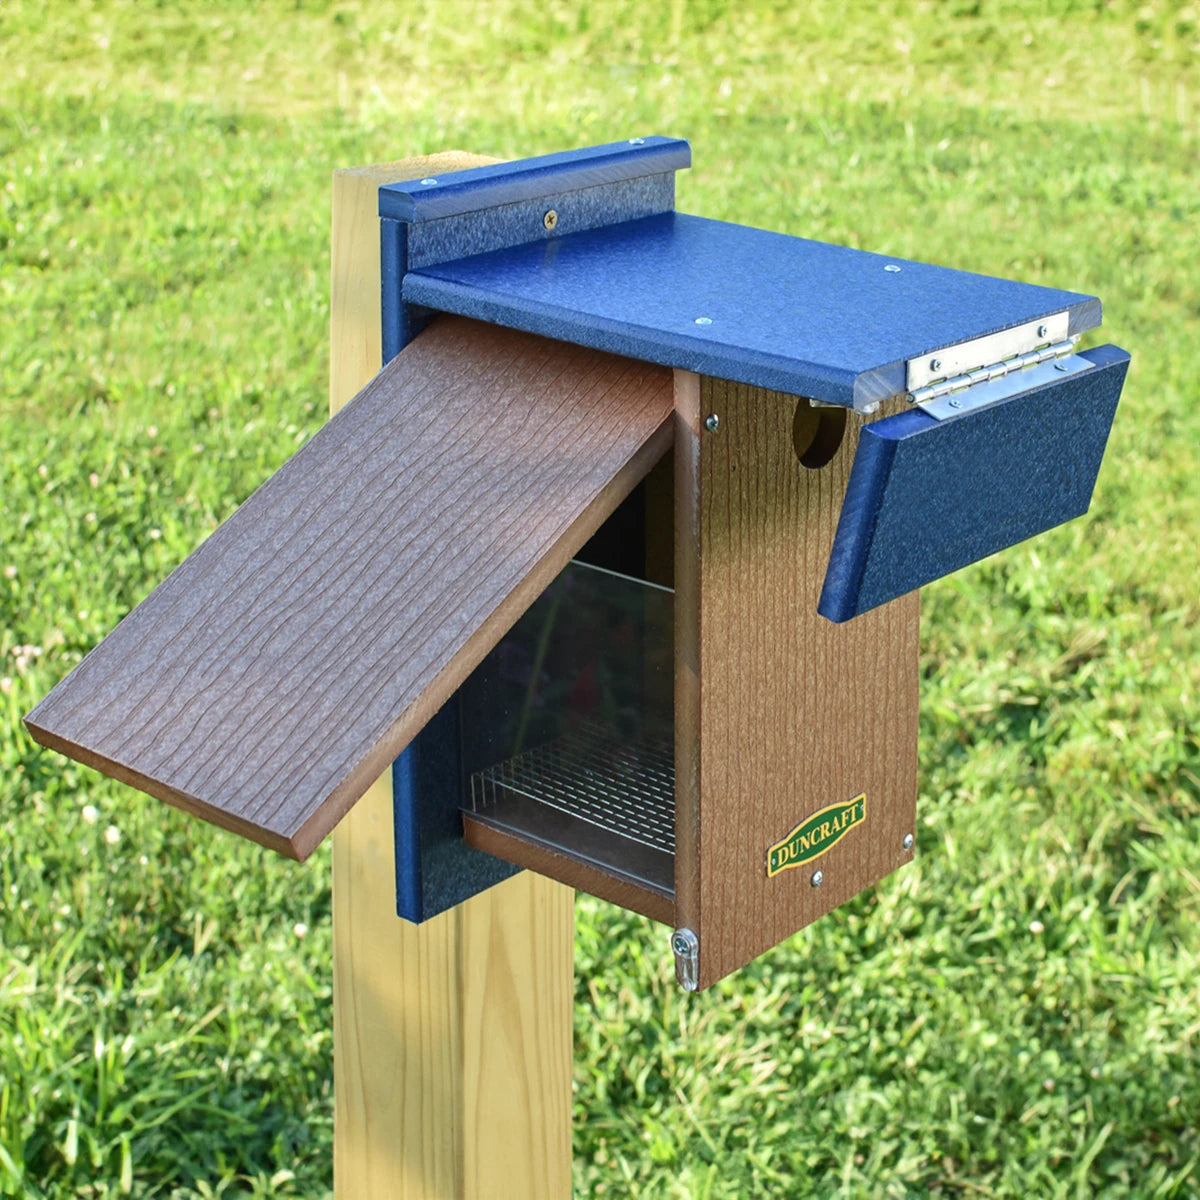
xmin=466 ymin=721 xmax=675 ymax=908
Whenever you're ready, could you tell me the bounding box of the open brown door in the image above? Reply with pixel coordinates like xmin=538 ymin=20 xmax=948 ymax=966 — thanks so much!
xmin=25 ymin=316 xmax=673 ymax=859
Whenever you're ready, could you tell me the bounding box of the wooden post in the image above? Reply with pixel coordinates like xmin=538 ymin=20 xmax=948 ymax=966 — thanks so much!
xmin=329 ymin=156 xmax=574 ymax=1200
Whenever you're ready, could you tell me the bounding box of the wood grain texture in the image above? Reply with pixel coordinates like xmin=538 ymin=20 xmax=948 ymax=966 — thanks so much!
xmin=458 ymin=871 xmax=574 ymax=1200
xmin=24 ymin=315 xmax=673 ymax=860
xmin=329 ymin=154 xmax=573 ymax=1200
xmin=330 ymin=153 xmax=497 ymax=414
xmin=674 ymin=373 xmax=920 ymax=990
xmin=335 ymin=788 xmax=574 ymax=1200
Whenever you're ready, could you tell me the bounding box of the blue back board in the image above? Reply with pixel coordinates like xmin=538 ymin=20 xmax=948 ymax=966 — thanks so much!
xmin=819 ymin=345 xmax=1130 ymax=622
xmin=382 ymin=138 xmax=691 ymax=922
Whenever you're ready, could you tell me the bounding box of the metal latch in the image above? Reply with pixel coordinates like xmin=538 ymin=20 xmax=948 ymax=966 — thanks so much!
xmin=671 ymin=928 xmax=700 ymax=991
xmin=905 ymin=312 xmax=1093 ymax=420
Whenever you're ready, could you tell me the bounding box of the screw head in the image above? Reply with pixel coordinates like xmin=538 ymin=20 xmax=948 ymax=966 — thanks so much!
xmin=671 ymin=932 xmax=689 ymax=955
xmin=704 ymin=413 xmax=720 ymax=433
xmin=543 ymin=209 xmax=558 ymax=231
xmin=629 ymin=137 xmax=646 ymax=145
xmin=694 ymin=316 xmax=713 ymax=326
xmin=930 ymin=358 xmax=942 ymax=372
xmin=419 ymin=178 xmax=438 ymax=186
xmin=903 ymin=833 xmax=914 ymax=851
xmin=948 ymin=398 xmax=964 ymax=409
xmin=884 ymin=264 xmax=902 ymax=273
xmin=811 ymin=870 xmax=824 ymax=888
xmin=1054 ymin=361 xmax=1070 ymax=372
xmin=1037 ymin=324 xmax=1049 ymax=338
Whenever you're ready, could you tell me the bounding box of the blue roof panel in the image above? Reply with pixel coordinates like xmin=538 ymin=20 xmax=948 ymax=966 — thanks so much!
xmin=405 ymin=212 xmax=1100 ymax=407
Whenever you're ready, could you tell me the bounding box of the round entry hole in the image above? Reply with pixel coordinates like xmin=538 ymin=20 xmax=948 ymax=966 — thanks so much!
xmin=792 ymin=401 xmax=846 ymax=469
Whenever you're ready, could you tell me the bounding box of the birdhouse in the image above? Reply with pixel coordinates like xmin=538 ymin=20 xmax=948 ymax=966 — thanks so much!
xmin=24 ymin=138 xmax=1129 ymax=992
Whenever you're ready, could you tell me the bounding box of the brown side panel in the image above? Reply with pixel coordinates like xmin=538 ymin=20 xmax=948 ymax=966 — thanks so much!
xmin=25 ymin=317 xmax=673 ymax=859
xmin=674 ymin=374 xmax=919 ymax=990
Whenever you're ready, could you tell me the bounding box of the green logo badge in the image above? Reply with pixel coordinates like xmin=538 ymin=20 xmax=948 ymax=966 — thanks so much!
xmin=767 ymin=793 xmax=866 ymax=878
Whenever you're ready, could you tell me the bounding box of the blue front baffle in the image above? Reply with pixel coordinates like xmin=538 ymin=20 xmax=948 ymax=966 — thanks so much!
xmin=819 ymin=345 xmax=1130 ymax=623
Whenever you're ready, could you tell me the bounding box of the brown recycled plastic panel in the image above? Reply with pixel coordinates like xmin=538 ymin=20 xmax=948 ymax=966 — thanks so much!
xmin=673 ymin=374 xmax=920 ymax=990
xmin=457 ymin=373 xmax=921 ymax=991
xmin=25 ymin=316 xmax=674 ymax=859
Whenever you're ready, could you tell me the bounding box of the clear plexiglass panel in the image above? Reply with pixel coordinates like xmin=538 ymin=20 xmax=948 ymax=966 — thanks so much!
xmin=458 ymin=560 xmax=674 ymax=901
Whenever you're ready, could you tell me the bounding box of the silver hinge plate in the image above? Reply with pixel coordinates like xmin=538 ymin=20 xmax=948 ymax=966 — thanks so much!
xmin=907 ymin=312 xmax=1070 ymax=392
xmin=905 ymin=312 xmax=1097 ymax=420
xmin=911 ymin=351 xmax=1095 ymax=420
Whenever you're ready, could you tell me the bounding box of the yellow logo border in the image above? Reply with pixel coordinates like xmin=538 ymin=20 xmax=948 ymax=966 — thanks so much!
xmin=766 ymin=793 xmax=866 ymax=878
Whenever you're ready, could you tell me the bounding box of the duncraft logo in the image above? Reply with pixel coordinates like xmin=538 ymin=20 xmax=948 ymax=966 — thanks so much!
xmin=766 ymin=794 xmax=866 ymax=877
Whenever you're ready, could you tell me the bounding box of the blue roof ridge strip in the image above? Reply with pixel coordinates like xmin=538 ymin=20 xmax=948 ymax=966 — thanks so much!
xmin=379 ymin=137 xmax=691 ymax=222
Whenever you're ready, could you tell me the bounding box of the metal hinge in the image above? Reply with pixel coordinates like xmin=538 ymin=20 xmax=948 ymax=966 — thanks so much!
xmin=905 ymin=312 xmax=1092 ymax=420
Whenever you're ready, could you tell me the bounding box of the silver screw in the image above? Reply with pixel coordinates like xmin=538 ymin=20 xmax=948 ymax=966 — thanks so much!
xmin=694 ymin=316 xmax=713 ymax=326
xmin=419 ymin=178 xmax=438 ymax=186
xmin=903 ymin=833 xmax=914 ymax=851
xmin=811 ymin=870 xmax=824 ymax=888
xmin=930 ymin=358 xmax=942 ymax=372
xmin=884 ymin=264 xmax=902 ymax=273
xmin=629 ymin=137 xmax=646 ymax=145
xmin=671 ymin=931 xmax=691 ymax=956
xmin=543 ymin=209 xmax=558 ymax=231
xmin=1037 ymin=324 xmax=1049 ymax=338
xmin=704 ymin=413 xmax=720 ymax=433
xmin=1054 ymin=361 xmax=1070 ymax=372
xmin=948 ymin=398 xmax=964 ymax=409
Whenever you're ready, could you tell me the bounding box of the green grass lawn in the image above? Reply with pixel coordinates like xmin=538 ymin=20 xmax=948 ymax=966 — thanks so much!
xmin=2 ymin=1 xmax=1198 ymax=1195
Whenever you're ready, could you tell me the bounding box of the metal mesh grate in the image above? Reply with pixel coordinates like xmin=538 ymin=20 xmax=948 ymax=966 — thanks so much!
xmin=470 ymin=722 xmax=675 ymax=855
